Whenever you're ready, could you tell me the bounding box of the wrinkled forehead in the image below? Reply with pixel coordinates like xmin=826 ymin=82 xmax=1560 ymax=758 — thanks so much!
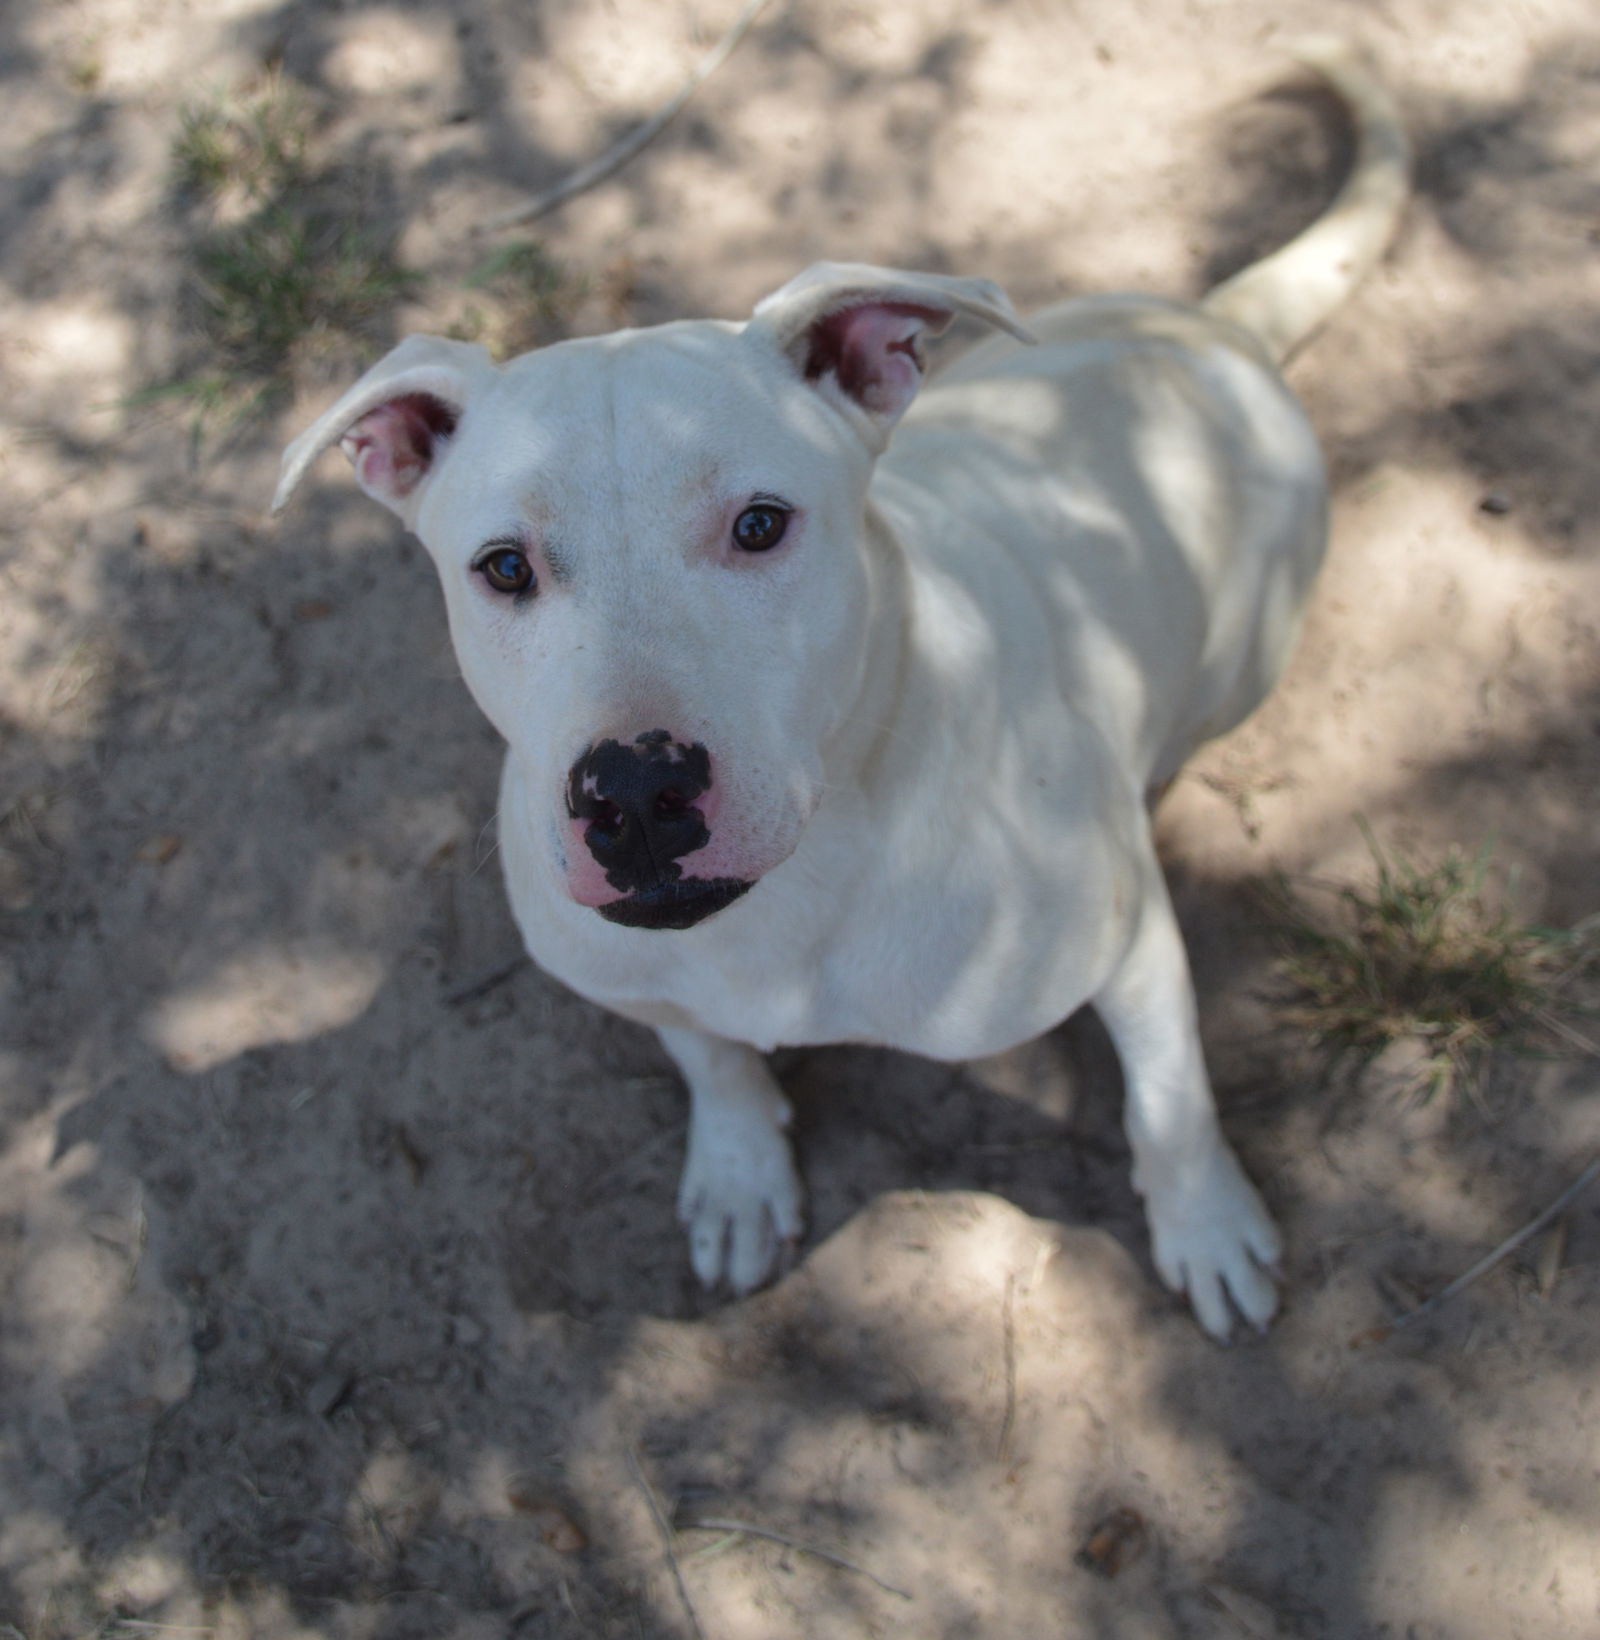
xmin=418 ymin=320 xmax=847 ymax=548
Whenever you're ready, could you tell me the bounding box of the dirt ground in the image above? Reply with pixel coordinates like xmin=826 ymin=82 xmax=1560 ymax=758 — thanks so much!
xmin=3 ymin=0 xmax=1600 ymax=1635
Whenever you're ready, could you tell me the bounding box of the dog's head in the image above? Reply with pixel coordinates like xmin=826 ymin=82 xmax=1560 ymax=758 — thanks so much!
xmin=274 ymin=265 xmax=1030 ymax=929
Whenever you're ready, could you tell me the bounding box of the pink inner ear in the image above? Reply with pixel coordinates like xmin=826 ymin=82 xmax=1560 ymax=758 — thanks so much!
xmin=804 ymin=301 xmax=950 ymax=419
xmin=340 ymin=393 xmax=460 ymax=503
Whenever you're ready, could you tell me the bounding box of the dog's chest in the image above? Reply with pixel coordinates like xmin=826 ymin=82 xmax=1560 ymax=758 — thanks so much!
xmin=507 ymin=768 xmax=1135 ymax=1060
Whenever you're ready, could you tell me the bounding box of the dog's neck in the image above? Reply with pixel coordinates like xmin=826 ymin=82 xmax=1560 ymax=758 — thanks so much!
xmin=817 ymin=500 xmax=911 ymax=793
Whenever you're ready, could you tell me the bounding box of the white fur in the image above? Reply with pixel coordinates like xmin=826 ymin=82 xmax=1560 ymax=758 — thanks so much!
xmin=276 ymin=44 xmax=1407 ymax=1338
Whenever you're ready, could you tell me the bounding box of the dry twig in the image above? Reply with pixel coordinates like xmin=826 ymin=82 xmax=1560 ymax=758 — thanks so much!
xmin=478 ymin=0 xmax=780 ymax=231
xmin=997 ymin=1269 xmax=1018 ymax=1461
xmin=1377 ymin=1153 xmax=1600 ymax=1337
xmin=679 ymin=1515 xmax=912 ymax=1601
xmin=444 ymin=953 xmax=529 ymax=1006
xmin=626 ymin=1445 xmax=706 ymax=1640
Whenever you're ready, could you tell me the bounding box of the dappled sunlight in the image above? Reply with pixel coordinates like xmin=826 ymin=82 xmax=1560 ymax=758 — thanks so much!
xmin=1161 ymin=435 xmax=1600 ymax=886
xmin=915 ymin=372 xmax=1065 ymax=441
xmin=5 ymin=1142 xmax=143 ymax=1379
xmin=601 ymin=1194 xmax=1176 ymax=1633
xmin=321 ymin=8 xmax=461 ymax=100
xmin=0 ymin=622 xmax=114 ymax=747
xmin=0 ymin=1513 xmax=85 ymax=1631
xmin=490 ymin=0 xmax=715 ymax=179
xmin=908 ymin=550 xmax=997 ymax=682
xmin=146 ymin=941 xmax=387 ymax=1071
xmin=17 ymin=0 xmax=275 ymax=97
xmin=3 ymin=0 xmax=1599 ymax=1635
xmin=1 ymin=296 xmax=137 ymax=428
xmin=1366 ymin=1468 xmax=1600 ymax=1636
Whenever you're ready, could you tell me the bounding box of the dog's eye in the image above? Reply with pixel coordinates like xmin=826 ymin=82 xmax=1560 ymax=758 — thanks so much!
xmin=732 ymin=504 xmax=789 ymax=553
xmin=477 ymin=544 xmax=536 ymax=596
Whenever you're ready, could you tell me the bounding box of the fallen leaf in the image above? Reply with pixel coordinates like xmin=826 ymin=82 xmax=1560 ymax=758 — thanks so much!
xmin=1075 ymin=1506 xmax=1147 ymax=1579
xmin=509 ymin=1491 xmax=588 ymax=1553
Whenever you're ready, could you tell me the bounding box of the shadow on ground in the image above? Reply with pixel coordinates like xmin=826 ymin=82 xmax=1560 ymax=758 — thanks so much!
xmin=4 ymin=1 xmax=1600 ymax=1635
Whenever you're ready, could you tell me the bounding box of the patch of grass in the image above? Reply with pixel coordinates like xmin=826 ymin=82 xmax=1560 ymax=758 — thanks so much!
xmin=155 ymin=78 xmax=418 ymax=441
xmin=193 ymin=207 xmax=416 ymax=377
xmin=155 ymin=205 xmax=416 ymax=437
xmin=171 ymin=106 xmax=238 ymax=196
xmin=452 ymin=239 xmax=587 ymax=357
xmin=171 ymin=76 xmax=313 ymax=202
xmin=1264 ymin=823 xmax=1599 ymax=1100
xmin=467 ymin=239 xmax=579 ymax=311
xmin=68 ymin=49 xmax=104 ymax=95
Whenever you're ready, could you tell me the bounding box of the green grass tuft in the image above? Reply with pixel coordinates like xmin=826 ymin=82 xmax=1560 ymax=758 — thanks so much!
xmin=193 ymin=208 xmax=416 ymax=377
xmin=1264 ymin=822 xmax=1599 ymax=1099
xmin=171 ymin=77 xmax=313 ymax=201
xmin=454 ymin=240 xmax=588 ymax=358
xmin=157 ymin=78 xmax=417 ymax=441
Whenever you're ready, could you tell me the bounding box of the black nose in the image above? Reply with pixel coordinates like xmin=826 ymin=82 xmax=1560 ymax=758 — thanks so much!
xmin=566 ymin=730 xmax=713 ymax=894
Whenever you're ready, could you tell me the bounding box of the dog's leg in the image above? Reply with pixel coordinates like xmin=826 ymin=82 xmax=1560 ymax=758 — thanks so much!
xmin=1094 ymin=852 xmax=1281 ymax=1339
xmin=656 ymin=1024 xmax=804 ymax=1294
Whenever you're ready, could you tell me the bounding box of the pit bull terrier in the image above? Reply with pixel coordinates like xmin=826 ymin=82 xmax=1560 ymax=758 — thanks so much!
xmin=275 ymin=39 xmax=1407 ymax=1337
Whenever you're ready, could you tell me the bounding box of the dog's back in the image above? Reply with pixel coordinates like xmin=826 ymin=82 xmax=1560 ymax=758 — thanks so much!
xmin=876 ymin=40 xmax=1408 ymax=787
xmin=883 ymin=294 xmax=1325 ymax=788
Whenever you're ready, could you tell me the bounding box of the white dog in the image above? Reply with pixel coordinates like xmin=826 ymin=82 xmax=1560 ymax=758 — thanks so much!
xmin=275 ymin=41 xmax=1406 ymax=1338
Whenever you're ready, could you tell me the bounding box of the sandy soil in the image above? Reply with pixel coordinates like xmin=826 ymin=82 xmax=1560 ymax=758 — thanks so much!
xmin=3 ymin=0 xmax=1600 ymax=1635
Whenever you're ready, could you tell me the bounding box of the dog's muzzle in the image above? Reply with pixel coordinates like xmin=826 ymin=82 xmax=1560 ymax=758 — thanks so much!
xmin=565 ymin=731 xmax=750 ymax=930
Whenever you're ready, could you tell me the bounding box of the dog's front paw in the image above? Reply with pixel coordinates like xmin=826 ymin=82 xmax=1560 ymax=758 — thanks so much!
xmin=1142 ymin=1141 xmax=1282 ymax=1340
xmin=677 ymin=1109 xmax=804 ymax=1295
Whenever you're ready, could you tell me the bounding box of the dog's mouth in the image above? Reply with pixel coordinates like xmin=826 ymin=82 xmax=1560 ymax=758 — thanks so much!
xmin=595 ymin=876 xmax=753 ymax=931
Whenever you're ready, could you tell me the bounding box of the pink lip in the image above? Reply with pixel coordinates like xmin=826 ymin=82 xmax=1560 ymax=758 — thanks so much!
xmin=566 ymin=827 xmax=628 ymax=907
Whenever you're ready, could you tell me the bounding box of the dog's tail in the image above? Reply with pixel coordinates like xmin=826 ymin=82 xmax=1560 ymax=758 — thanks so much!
xmin=1201 ymin=37 xmax=1409 ymax=366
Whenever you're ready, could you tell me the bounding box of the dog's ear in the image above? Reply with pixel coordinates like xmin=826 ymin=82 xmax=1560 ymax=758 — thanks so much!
xmin=272 ymin=336 xmax=496 ymax=521
xmin=748 ymin=262 xmax=1035 ymax=443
